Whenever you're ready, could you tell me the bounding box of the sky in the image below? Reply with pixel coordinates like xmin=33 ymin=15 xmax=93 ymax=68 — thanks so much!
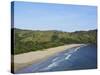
xmin=13 ymin=1 xmax=97 ymax=32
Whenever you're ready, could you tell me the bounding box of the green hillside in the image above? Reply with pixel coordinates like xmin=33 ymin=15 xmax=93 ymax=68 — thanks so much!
xmin=12 ymin=28 xmax=97 ymax=54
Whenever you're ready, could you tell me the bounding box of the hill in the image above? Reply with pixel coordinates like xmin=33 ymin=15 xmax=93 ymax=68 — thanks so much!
xmin=12 ymin=28 xmax=97 ymax=54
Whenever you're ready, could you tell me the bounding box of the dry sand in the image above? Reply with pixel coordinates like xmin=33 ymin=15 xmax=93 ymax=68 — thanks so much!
xmin=12 ymin=44 xmax=84 ymax=72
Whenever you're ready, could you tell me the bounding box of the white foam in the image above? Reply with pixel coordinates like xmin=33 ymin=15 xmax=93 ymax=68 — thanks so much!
xmin=41 ymin=62 xmax=58 ymax=70
xmin=74 ymin=44 xmax=88 ymax=52
xmin=42 ymin=58 xmax=65 ymax=71
xmin=65 ymin=54 xmax=72 ymax=60
xmin=52 ymin=57 xmax=59 ymax=62
xmin=74 ymin=47 xmax=80 ymax=52
xmin=47 ymin=62 xmax=58 ymax=68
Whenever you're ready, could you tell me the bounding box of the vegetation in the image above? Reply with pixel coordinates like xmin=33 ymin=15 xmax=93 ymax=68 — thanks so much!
xmin=12 ymin=28 xmax=97 ymax=54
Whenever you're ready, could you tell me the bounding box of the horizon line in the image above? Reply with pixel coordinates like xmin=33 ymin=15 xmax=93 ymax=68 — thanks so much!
xmin=12 ymin=27 xmax=97 ymax=33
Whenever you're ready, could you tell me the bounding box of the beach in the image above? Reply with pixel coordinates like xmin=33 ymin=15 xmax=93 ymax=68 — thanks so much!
xmin=12 ymin=44 xmax=84 ymax=72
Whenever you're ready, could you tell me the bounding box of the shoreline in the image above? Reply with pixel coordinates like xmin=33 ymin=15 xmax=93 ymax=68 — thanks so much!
xmin=12 ymin=44 xmax=84 ymax=73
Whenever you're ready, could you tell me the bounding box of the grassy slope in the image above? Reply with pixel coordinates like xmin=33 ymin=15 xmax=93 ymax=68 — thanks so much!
xmin=12 ymin=28 xmax=97 ymax=54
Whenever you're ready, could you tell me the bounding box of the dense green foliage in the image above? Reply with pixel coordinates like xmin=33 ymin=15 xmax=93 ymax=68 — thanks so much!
xmin=12 ymin=28 xmax=97 ymax=54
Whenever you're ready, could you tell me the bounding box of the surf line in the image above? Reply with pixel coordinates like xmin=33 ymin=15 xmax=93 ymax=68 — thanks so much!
xmin=65 ymin=44 xmax=88 ymax=60
xmin=74 ymin=47 xmax=80 ymax=52
xmin=64 ymin=47 xmax=79 ymax=60
xmin=65 ymin=54 xmax=72 ymax=60
xmin=74 ymin=44 xmax=87 ymax=52
xmin=41 ymin=62 xmax=58 ymax=70
xmin=52 ymin=57 xmax=59 ymax=62
xmin=42 ymin=58 xmax=65 ymax=71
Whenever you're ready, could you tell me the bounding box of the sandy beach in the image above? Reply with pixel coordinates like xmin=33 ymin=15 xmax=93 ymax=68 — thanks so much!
xmin=12 ymin=44 xmax=84 ymax=72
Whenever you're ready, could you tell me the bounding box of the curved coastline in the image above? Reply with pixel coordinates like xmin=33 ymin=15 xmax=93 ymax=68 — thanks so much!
xmin=12 ymin=44 xmax=85 ymax=73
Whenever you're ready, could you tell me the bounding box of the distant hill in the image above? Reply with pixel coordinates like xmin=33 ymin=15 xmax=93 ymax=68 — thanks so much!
xmin=12 ymin=28 xmax=97 ymax=54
